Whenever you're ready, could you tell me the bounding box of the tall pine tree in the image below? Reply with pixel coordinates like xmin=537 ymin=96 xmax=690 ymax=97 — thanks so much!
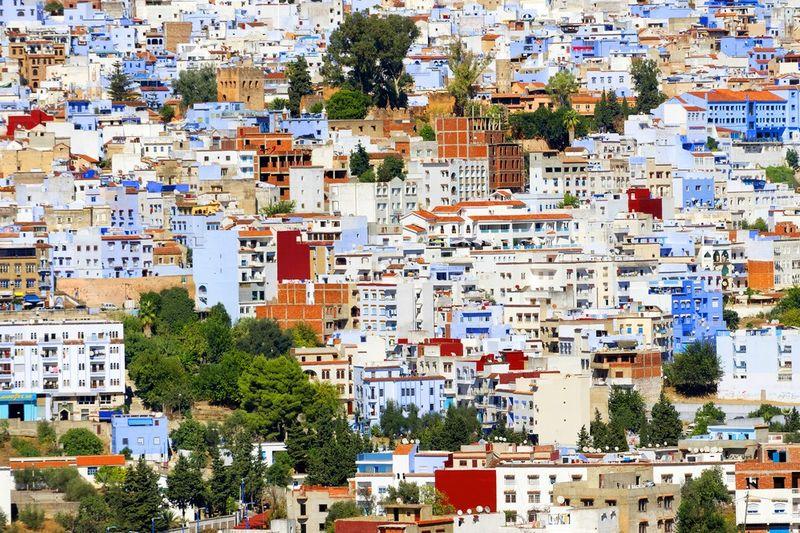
xmin=112 ymin=457 xmax=165 ymax=531
xmin=349 ymin=143 xmax=370 ymax=178
xmin=166 ymin=454 xmax=206 ymax=522
xmin=642 ymin=393 xmax=683 ymax=447
xmin=287 ymin=56 xmax=313 ymax=117
xmin=108 ymin=62 xmax=137 ymax=102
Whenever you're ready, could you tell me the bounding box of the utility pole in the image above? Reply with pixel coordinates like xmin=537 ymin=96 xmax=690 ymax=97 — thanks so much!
xmin=741 ymin=490 xmax=749 ymax=533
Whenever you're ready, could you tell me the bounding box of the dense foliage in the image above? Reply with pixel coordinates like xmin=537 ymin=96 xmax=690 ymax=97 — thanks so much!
xmin=509 ymin=107 xmax=589 ymax=151
xmin=664 ymin=340 xmax=723 ymax=396
xmin=322 ymin=13 xmax=419 ymax=108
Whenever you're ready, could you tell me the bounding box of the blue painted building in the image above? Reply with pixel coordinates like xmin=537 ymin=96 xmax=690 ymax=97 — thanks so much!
xmin=0 ymin=392 xmax=40 ymax=421
xmin=673 ymin=172 xmax=715 ymax=210
xmin=111 ymin=415 xmax=169 ymax=461
xmin=450 ymin=305 xmax=509 ymax=341
xmin=649 ymin=278 xmax=725 ymax=355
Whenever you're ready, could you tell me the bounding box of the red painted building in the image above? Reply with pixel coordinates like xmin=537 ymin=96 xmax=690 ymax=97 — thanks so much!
xmin=276 ymin=230 xmax=310 ymax=282
xmin=476 ymin=350 xmax=525 ymax=371
xmin=6 ymin=109 xmax=54 ymax=136
xmin=627 ymin=188 xmax=663 ymax=219
xmin=435 ymin=468 xmax=497 ymax=513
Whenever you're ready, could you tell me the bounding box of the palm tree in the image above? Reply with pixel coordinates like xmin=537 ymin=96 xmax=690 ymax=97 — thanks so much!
xmin=562 ymin=109 xmax=581 ymax=145
xmin=139 ymin=298 xmax=157 ymax=337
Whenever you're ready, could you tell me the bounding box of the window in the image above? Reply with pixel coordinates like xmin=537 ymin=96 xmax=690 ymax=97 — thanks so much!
xmin=153 ymin=437 xmax=161 ymax=445
xmin=137 ymin=437 xmax=144 ymax=445
xmin=318 ymin=504 xmax=327 ymax=512
xmin=638 ymin=498 xmax=647 ymax=512
xmin=504 ymin=491 xmax=516 ymax=503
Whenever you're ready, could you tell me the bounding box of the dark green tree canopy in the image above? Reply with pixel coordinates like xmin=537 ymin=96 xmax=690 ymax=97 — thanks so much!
xmin=664 ymin=340 xmax=723 ymax=396
xmin=287 ymin=56 xmax=313 ymax=116
xmin=323 ymin=12 xmax=420 ymax=108
xmin=108 ymin=62 xmax=137 ymax=102
xmin=60 ymin=428 xmax=104 ymax=456
xmin=631 ymin=58 xmax=665 ymax=114
xmin=326 ymin=89 xmax=372 ymax=120
xmin=349 ymin=143 xmax=371 ymax=178
xmin=174 ymin=66 xmax=218 ymax=109
xmin=377 ymin=155 xmax=406 ymax=182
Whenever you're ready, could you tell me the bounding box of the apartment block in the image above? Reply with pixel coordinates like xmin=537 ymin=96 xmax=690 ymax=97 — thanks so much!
xmin=0 ymin=318 xmax=125 ymax=421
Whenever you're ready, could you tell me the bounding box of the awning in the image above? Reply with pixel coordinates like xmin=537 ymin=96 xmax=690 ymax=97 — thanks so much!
xmin=23 ymin=295 xmax=40 ymax=304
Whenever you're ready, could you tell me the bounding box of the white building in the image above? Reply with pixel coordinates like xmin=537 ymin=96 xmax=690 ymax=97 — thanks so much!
xmin=0 ymin=317 xmax=126 ymax=421
xmin=717 ymin=327 xmax=800 ymax=402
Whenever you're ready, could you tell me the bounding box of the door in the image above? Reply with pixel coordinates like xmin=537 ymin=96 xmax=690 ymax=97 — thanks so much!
xmin=8 ymin=403 xmax=24 ymax=420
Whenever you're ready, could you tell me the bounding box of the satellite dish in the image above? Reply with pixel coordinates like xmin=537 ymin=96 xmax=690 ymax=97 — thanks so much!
xmin=485 ymin=507 xmax=491 ymax=513
xmin=476 ymin=506 xmax=483 ymax=513
xmin=402 ymin=438 xmax=409 ymax=444
xmin=466 ymin=509 xmax=472 ymax=515
xmin=457 ymin=510 xmax=463 ymax=516
xmin=557 ymin=495 xmax=565 ymax=504
xmin=396 ymin=497 xmax=402 ymax=504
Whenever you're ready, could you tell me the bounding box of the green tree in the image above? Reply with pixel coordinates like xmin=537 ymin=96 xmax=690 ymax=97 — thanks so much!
xmin=138 ymin=293 xmax=159 ymax=337
xmin=44 ymin=0 xmax=63 ymax=15
xmin=664 ymin=340 xmax=723 ymax=396
xmin=380 ymin=401 xmax=407 ymax=438
xmin=94 ymin=465 xmax=126 ymax=487
xmin=419 ymin=123 xmax=435 ymax=141
xmin=309 ymin=101 xmax=324 ymax=113
xmin=207 ymin=449 xmax=232 ymax=515
xmin=692 ymin=402 xmax=725 ymax=435
xmin=110 ymin=457 xmax=166 ymax=531
xmin=129 ymin=351 xmax=193 ymax=413
xmin=750 ymin=217 xmax=769 ymax=232
xmin=260 ymin=200 xmax=296 ymax=217
xmin=508 ymin=107 xmax=588 ymax=151
xmin=748 ymin=403 xmax=783 ymax=423
xmin=765 ymin=165 xmax=797 ymax=187
xmin=608 ymin=387 xmax=646 ymax=434
xmin=675 ymin=467 xmax=735 ymax=533
xmin=788 ymin=148 xmax=799 ymax=170
xmin=385 ymin=480 xmax=420 ymax=503
xmin=706 ymin=136 xmax=719 ymax=150
xmin=166 ymin=455 xmax=206 ymax=522
xmin=108 ymin=62 xmax=137 ymax=102
xmin=266 ymin=451 xmax=294 ymax=487
xmin=269 ymin=98 xmax=290 ymax=111
xmin=325 ymin=500 xmax=362 ymax=533
xmin=60 ymin=428 xmax=104 ymax=456
xmin=641 ymin=393 xmax=682 ymax=447
xmin=594 ymin=91 xmax=613 ymax=132
xmin=19 ymin=505 xmax=45 ymax=530
xmin=174 ymin=66 xmax=217 ymax=109
xmin=158 ymin=287 xmax=197 ymax=334
xmin=558 ymin=192 xmax=580 ymax=208
xmin=233 ymin=318 xmax=292 ymax=358
xmin=323 ymin=13 xmax=420 ymax=108
xmin=576 ymin=425 xmax=591 ymax=451
xmin=289 ymin=322 xmax=322 ymax=348
xmin=631 ymin=58 xmax=665 ymax=114
xmin=326 ymin=89 xmax=372 ymax=120
xmin=418 ymin=405 xmax=481 ymax=451
xmin=193 ymin=349 xmax=253 ymax=407
xmin=239 ymin=354 xmax=315 ymax=438
xmin=37 ymin=421 xmax=57 ymax=452
xmin=546 ymin=70 xmax=578 ymax=108
xmin=306 ymin=418 xmax=369 ymax=486
xmin=159 ymin=105 xmax=175 ymax=124
xmin=350 ymin=143 xmax=371 ymax=178
xmin=723 ymin=309 xmax=739 ymax=330
xmin=170 ymin=416 xmax=209 ymax=452
xmin=447 ymin=39 xmax=491 ymax=116
xmin=377 ymin=155 xmax=406 ymax=182
xmin=287 ymin=56 xmax=313 ymax=117
xmin=771 ymin=287 xmax=800 ymax=319
xmin=561 ymin=107 xmax=581 ymax=144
